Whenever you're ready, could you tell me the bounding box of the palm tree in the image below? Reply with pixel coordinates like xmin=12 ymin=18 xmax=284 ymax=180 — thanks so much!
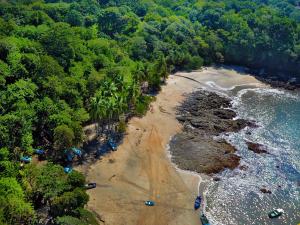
xmin=90 ymin=91 xmax=108 ymax=134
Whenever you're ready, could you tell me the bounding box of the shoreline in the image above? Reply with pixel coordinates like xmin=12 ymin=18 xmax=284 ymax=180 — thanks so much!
xmin=78 ymin=67 xmax=264 ymax=225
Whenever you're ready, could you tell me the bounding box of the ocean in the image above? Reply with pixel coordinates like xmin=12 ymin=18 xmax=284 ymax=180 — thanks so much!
xmin=204 ymin=84 xmax=300 ymax=225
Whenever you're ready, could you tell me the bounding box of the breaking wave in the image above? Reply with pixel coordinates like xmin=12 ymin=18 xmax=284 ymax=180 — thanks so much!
xmin=204 ymin=84 xmax=300 ymax=225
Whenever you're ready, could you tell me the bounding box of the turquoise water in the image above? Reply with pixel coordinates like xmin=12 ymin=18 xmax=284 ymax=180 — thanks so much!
xmin=204 ymin=86 xmax=300 ymax=225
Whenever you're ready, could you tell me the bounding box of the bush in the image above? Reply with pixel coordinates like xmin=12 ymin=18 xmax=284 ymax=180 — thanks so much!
xmin=0 ymin=161 xmax=18 ymax=178
xmin=56 ymin=216 xmax=84 ymax=225
xmin=50 ymin=188 xmax=89 ymax=217
xmin=36 ymin=163 xmax=70 ymax=201
xmin=0 ymin=177 xmax=35 ymax=224
xmin=117 ymin=115 xmax=127 ymax=133
xmin=135 ymin=95 xmax=153 ymax=116
xmin=67 ymin=170 xmax=85 ymax=188
xmin=54 ymin=125 xmax=75 ymax=156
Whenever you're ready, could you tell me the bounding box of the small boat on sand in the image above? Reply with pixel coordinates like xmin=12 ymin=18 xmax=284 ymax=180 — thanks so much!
xmin=268 ymin=208 xmax=284 ymax=218
xmin=200 ymin=214 xmax=210 ymax=225
xmin=84 ymin=183 xmax=96 ymax=189
xmin=194 ymin=196 xmax=202 ymax=210
xmin=145 ymin=200 xmax=155 ymax=206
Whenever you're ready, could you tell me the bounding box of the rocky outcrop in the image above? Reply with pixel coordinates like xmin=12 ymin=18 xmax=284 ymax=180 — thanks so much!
xmin=260 ymin=188 xmax=272 ymax=194
xmin=170 ymin=90 xmax=252 ymax=174
xmin=255 ymin=76 xmax=300 ymax=91
xmin=246 ymin=141 xmax=269 ymax=154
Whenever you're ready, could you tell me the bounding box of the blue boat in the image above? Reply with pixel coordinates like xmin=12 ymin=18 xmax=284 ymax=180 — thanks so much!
xmin=200 ymin=214 xmax=210 ymax=225
xmin=194 ymin=196 xmax=202 ymax=210
xmin=108 ymin=139 xmax=117 ymax=151
xmin=145 ymin=200 xmax=155 ymax=206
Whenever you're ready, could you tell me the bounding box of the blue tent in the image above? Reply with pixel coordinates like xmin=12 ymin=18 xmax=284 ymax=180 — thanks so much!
xmin=72 ymin=147 xmax=82 ymax=156
xmin=66 ymin=152 xmax=74 ymax=162
xmin=64 ymin=166 xmax=73 ymax=174
xmin=34 ymin=149 xmax=45 ymax=155
xmin=20 ymin=156 xmax=32 ymax=163
xmin=108 ymin=139 xmax=117 ymax=151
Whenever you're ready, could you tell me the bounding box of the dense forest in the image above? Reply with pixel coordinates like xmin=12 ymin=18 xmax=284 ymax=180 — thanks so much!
xmin=0 ymin=0 xmax=299 ymax=224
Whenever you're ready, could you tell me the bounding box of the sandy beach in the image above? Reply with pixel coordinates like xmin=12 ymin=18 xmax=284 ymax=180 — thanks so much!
xmin=80 ymin=67 xmax=264 ymax=225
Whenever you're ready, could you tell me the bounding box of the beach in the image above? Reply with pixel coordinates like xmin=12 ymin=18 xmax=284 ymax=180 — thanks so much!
xmin=79 ymin=67 xmax=264 ymax=225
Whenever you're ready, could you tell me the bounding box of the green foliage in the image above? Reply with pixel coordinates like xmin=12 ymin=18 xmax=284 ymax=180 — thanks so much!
xmin=54 ymin=125 xmax=75 ymax=153
xmin=0 ymin=161 xmax=19 ymax=178
xmin=41 ymin=23 xmax=77 ymax=68
xmin=19 ymin=163 xmax=91 ymax=223
xmin=50 ymin=188 xmax=89 ymax=217
xmin=56 ymin=216 xmax=84 ymax=225
xmin=35 ymin=163 xmax=70 ymax=201
xmin=67 ymin=170 xmax=85 ymax=187
xmin=0 ymin=177 xmax=35 ymax=225
xmin=117 ymin=120 xmax=127 ymax=133
xmin=0 ymin=148 xmax=9 ymax=161
xmin=65 ymin=10 xmax=84 ymax=27
xmin=135 ymin=95 xmax=153 ymax=116
xmin=56 ymin=209 xmax=99 ymax=225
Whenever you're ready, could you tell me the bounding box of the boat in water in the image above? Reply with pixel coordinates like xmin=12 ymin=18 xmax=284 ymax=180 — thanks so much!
xmin=200 ymin=214 xmax=210 ymax=225
xmin=194 ymin=196 xmax=202 ymax=210
xmin=268 ymin=208 xmax=284 ymax=218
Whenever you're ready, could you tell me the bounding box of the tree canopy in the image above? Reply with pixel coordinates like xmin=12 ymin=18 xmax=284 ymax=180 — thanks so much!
xmin=0 ymin=0 xmax=299 ymax=224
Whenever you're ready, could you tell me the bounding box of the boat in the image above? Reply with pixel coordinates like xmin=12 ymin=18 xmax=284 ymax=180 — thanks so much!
xmin=194 ymin=196 xmax=202 ymax=210
xmin=268 ymin=208 xmax=284 ymax=218
xmin=84 ymin=183 xmax=96 ymax=189
xmin=145 ymin=200 xmax=155 ymax=206
xmin=200 ymin=214 xmax=210 ymax=225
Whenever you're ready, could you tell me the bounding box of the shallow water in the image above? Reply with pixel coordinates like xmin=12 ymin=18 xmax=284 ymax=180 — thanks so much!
xmin=204 ymin=85 xmax=300 ymax=225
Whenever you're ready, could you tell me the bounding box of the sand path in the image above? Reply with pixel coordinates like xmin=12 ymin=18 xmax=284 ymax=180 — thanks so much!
xmin=82 ymin=67 xmax=264 ymax=225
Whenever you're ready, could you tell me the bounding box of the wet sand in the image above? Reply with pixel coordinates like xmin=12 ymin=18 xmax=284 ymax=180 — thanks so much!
xmin=79 ymin=67 xmax=264 ymax=225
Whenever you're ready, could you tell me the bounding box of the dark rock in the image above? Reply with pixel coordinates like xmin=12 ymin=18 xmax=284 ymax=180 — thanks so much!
xmin=255 ymin=76 xmax=300 ymax=90
xmin=213 ymin=177 xmax=221 ymax=181
xmin=239 ymin=165 xmax=248 ymax=171
xmin=170 ymin=90 xmax=248 ymax=175
xmin=176 ymin=116 xmax=186 ymax=122
xmin=213 ymin=109 xmax=236 ymax=119
xmin=260 ymin=188 xmax=272 ymax=194
xmin=246 ymin=141 xmax=269 ymax=154
xmin=190 ymin=119 xmax=210 ymax=129
xmin=247 ymin=121 xmax=259 ymax=128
